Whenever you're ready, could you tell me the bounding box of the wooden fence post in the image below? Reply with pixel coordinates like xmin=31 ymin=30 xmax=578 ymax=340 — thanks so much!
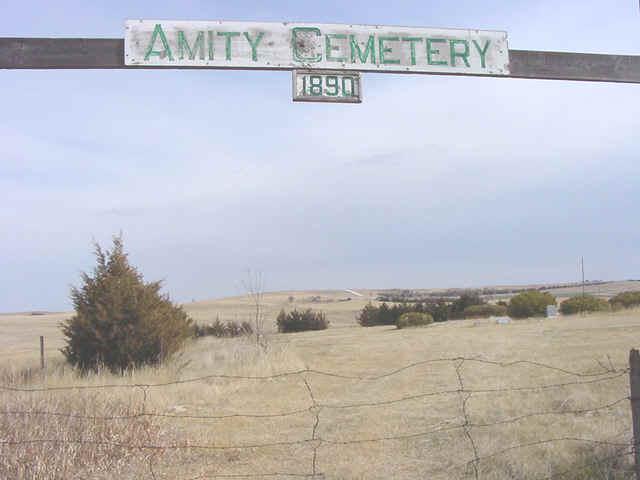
xmin=40 ymin=336 xmax=45 ymax=371
xmin=629 ymin=349 xmax=640 ymax=480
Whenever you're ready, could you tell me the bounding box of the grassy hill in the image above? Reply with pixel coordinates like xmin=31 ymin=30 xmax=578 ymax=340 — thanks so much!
xmin=2 ymin=302 xmax=639 ymax=478
xmin=2 ymin=280 xmax=639 ymax=365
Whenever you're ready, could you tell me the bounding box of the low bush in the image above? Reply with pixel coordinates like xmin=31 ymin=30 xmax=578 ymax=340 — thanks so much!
xmin=357 ymin=301 xmax=451 ymax=326
xmin=559 ymin=295 xmax=609 ymax=315
xmin=463 ymin=303 xmax=508 ymax=319
xmin=357 ymin=302 xmax=403 ymax=326
xmin=449 ymin=292 xmax=485 ymax=319
xmin=357 ymin=302 xmax=388 ymax=326
xmin=194 ymin=320 xmax=253 ymax=338
xmin=426 ymin=300 xmax=451 ymax=323
xmin=609 ymin=291 xmax=640 ymax=310
xmin=397 ymin=312 xmax=433 ymax=329
xmin=507 ymin=291 xmax=556 ymax=319
xmin=276 ymin=309 xmax=329 ymax=333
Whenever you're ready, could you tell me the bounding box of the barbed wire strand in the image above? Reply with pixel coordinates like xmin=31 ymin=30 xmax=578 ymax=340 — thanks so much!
xmin=0 ymin=356 xmax=625 ymax=393
xmin=0 ymin=408 xmax=311 ymax=421
xmin=0 ymin=393 xmax=628 ymax=428
xmin=3 ymin=407 xmax=630 ymax=451
xmin=0 ymin=437 xmax=316 ymax=451
xmin=1 ymin=394 xmax=630 ymax=453
xmin=469 ymin=396 xmax=629 ymax=429
xmin=188 ymin=473 xmax=319 ymax=479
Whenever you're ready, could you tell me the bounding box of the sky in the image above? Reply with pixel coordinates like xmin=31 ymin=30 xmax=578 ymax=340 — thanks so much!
xmin=1 ymin=1 xmax=639 ymax=312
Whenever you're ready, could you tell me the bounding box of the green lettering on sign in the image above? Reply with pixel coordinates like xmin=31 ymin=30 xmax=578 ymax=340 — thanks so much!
xmin=449 ymin=39 xmax=470 ymax=67
xmin=349 ymin=35 xmax=376 ymax=64
xmin=401 ymin=37 xmax=423 ymax=66
xmin=325 ymin=75 xmax=338 ymax=95
xmin=378 ymin=36 xmax=400 ymax=64
xmin=177 ymin=30 xmax=205 ymax=60
xmin=472 ymin=39 xmax=491 ymax=68
xmin=325 ymin=34 xmax=347 ymax=62
xmin=217 ymin=31 xmax=241 ymax=60
xmin=342 ymin=76 xmax=355 ymax=96
xmin=309 ymin=75 xmax=322 ymax=95
xmin=426 ymin=38 xmax=447 ymax=66
xmin=144 ymin=24 xmax=173 ymax=61
xmin=207 ymin=31 xmax=215 ymax=60
xmin=292 ymin=27 xmax=322 ymax=63
xmin=244 ymin=31 xmax=264 ymax=61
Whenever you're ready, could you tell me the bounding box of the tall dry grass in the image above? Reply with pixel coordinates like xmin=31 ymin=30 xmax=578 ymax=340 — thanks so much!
xmin=0 ymin=337 xmax=308 ymax=479
xmin=2 ymin=309 xmax=640 ymax=478
xmin=1 ymin=388 xmax=166 ymax=479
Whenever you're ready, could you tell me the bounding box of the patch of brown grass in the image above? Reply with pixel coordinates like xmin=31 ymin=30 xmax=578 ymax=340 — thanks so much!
xmin=0 ymin=384 xmax=173 ymax=479
xmin=1 ymin=308 xmax=640 ymax=478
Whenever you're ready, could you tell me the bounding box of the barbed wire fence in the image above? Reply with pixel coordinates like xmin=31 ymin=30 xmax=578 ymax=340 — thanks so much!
xmin=1 ymin=353 xmax=639 ymax=479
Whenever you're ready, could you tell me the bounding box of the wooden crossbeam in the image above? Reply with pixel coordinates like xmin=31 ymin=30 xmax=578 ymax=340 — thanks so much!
xmin=1 ymin=37 xmax=639 ymax=83
xmin=509 ymin=49 xmax=640 ymax=84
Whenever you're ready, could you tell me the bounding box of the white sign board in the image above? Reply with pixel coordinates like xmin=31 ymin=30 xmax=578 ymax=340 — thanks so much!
xmin=125 ymin=20 xmax=509 ymax=76
xmin=293 ymin=70 xmax=361 ymax=103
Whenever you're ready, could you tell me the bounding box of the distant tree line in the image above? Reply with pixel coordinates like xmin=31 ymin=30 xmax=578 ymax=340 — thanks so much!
xmin=359 ymin=290 xmax=560 ymax=326
xmin=361 ymin=289 xmax=640 ymax=326
xmin=357 ymin=292 xmax=504 ymax=327
xmin=376 ymin=281 xmax=611 ymax=303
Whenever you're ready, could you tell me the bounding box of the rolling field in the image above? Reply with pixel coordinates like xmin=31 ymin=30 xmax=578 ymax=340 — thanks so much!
xmin=3 ymin=281 xmax=637 ymax=358
xmin=2 ymin=283 xmax=640 ymax=479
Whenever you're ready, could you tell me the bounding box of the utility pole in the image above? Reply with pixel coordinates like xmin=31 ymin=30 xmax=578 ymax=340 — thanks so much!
xmin=577 ymin=256 xmax=586 ymax=315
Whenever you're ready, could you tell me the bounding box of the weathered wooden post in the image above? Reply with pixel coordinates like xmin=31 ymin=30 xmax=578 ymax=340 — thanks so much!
xmin=40 ymin=335 xmax=45 ymax=371
xmin=629 ymin=349 xmax=640 ymax=480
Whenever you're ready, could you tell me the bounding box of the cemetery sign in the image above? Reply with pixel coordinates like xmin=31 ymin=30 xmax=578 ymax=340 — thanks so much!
xmin=125 ymin=20 xmax=510 ymax=76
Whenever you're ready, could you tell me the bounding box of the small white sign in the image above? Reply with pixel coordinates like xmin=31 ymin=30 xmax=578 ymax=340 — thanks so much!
xmin=293 ymin=70 xmax=361 ymax=103
xmin=125 ymin=20 xmax=510 ymax=76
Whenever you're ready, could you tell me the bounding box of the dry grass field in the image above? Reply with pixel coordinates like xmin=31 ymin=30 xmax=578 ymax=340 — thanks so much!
xmin=2 ymin=284 xmax=640 ymax=479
